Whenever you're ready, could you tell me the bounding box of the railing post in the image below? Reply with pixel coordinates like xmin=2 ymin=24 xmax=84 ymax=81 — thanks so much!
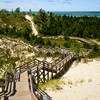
xmin=30 ymin=72 xmax=37 ymax=93
xmin=4 ymin=71 xmax=8 ymax=92
xmin=18 ymin=68 xmax=21 ymax=81
xmin=14 ymin=70 xmax=16 ymax=81
xmin=56 ymin=64 xmax=58 ymax=75
xmin=47 ymin=63 xmax=49 ymax=81
xmin=37 ymin=65 xmax=40 ymax=86
xmin=43 ymin=61 xmax=45 ymax=83
xmin=51 ymin=63 xmax=54 ymax=79
xmin=62 ymin=61 xmax=65 ymax=73
xmin=68 ymin=57 xmax=70 ymax=67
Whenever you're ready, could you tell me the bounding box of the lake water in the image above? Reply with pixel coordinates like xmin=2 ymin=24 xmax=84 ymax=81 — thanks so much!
xmin=33 ymin=11 xmax=100 ymax=17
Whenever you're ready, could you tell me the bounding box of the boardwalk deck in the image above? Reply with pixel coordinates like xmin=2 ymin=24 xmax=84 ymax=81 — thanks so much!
xmin=1 ymin=72 xmax=37 ymax=100
xmin=69 ymin=36 xmax=93 ymax=45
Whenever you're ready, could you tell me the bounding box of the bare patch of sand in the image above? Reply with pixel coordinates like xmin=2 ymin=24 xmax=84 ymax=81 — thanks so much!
xmin=91 ymin=39 xmax=100 ymax=46
xmin=46 ymin=59 xmax=100 ymax=100
xmin=25 ymin=53 xmax=35 ymax=59
xmin=36 ymin=57 xmax=53 ymax=63
xmin=25 ymin=15 xmax=38 ymax=36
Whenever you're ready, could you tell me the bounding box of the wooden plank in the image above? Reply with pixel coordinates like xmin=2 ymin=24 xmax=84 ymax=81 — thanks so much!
xmin=37 ymin=65 xmax=40 ymax=85
xmin=47 ymin=66 xmax=49 ymax=81
xmin=43 ymin=61 xmax=45 ymax=83
xmin=42 ymin=67 xmax=57 ymax=73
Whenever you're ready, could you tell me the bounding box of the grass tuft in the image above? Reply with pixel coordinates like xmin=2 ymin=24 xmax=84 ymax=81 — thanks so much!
xmin=38 ymin=79 xmax=65 ymax=91
xmin=80 ymin=79 xmax=85 ymax=83
xmin=68 ymin=80 xmax=73 ymax=85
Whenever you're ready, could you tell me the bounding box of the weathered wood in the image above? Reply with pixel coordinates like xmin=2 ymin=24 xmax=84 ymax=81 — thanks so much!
xmin=14 ymin=51 xmax=75 ymax=85
xmin=37 ymin=65 xmax=40 ymax=85
xmin=43 ymin=61 xmax=45 ymax=83
xmin=0 ymin=52 xmax=77 ymax=99
xmin=69 ymin=36 xmax=93 ymax=45
xmin=51 ymin=64 xmax=54 ymax=79
xmin=47 ymin=64 xmax=49 ymax=81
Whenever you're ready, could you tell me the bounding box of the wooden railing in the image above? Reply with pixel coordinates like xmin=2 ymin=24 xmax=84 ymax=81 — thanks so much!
xmin=13 ymin=51 xmax=75 ymax=85
xmin=69 ymin=36 xmax=94 ymax=45
xmin=0 ymin=72 xmax=14 ymax=97
xmin=0 ymin=47 xmax=90 ymax=98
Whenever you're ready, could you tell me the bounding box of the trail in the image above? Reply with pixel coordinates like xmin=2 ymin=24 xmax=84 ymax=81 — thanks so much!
xmin=91 ymin=40 xmax=100 ymax=46
xmin=69 ymin=36 xmax=93 ymax=45
xmin=25 ymin=15 xmax=38 ymax=36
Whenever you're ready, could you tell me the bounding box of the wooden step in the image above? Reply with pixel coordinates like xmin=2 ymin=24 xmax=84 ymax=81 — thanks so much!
xmin=8 ymin=72 xmax=34 ymax=100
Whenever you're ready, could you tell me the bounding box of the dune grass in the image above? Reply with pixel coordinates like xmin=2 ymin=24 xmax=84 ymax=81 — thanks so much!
xmin=43 ymin=38 xmax=66 ymax=47
xmin=38 ymin=79 xmax=65 ymax=91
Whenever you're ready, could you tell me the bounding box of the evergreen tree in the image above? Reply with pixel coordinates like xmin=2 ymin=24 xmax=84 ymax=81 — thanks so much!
xmin=15 ymin=8 xmax=20 ymax=14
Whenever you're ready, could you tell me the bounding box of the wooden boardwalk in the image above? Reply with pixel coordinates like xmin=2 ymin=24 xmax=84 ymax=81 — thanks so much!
xmin=69 ymin=36 xmax=94 ymax=45
xmin=0 ymin=48 xmax=83 ymax=99
xmin=15 ymin=51 xmax=75 ymax=85
xmin=8 ymin=71 xmax=37 ymax=100
xmin=0 ymin=72 xmax=37 ymax=100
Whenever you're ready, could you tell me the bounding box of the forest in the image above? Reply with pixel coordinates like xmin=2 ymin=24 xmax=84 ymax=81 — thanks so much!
xmin=34 ymin=9 xmax=100 ymax=40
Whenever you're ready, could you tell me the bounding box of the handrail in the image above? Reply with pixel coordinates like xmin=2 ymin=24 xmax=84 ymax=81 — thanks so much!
xmin=69 ymin=36 xmax=94 ymax=45
xmin=0 ymin=47 xmax=91 ymax=98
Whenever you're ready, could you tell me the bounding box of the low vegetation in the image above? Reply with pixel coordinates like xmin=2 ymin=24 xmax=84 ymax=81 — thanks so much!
xmin=43 ymin=38 xmax=66 ymax=47
xmin=38 ymin=79 xmax=65 ymax=91
xmin=0 ymin=49 xmax=18 ymax=78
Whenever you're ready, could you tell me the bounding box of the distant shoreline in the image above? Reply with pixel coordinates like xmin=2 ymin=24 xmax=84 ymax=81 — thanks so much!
xmin=25 ymin=11 xmax=100 ymax=17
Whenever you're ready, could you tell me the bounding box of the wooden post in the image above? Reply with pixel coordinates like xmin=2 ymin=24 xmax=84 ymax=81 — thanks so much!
xmin=13 ymin=70 xmax=16 ymax=81
xmin=17 ymin=68 xmax=20 ymax=81
xmin=37 ymin=65 xmax=40 ymax=86
xmin=56 ymin=64 xmax=58 ymax=75
xmin=59 ymin=63 xmax=62 ymax=72
xmin=51 ymin=64 xmax=53 ymax=79
xmin=4 ymin=71 xmax=8 ymax=92
xmin=63 ymin=61 xmax=65 ymax=73
xmin=65 ymin=59 xmax=67 ymax=70
xmin=43 ymin=61 xmax=45 ymax=83
xmin=67 ymin=59 xmax=69 ymax=69
xmin=47 ymin=63 xmax=49 ymax=81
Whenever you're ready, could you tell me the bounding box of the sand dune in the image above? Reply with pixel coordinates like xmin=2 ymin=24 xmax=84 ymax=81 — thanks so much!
xmin=46 ymin=59 xmax=100 ymax=100
xmin=25 ymin=15 xmax=38 ymax=36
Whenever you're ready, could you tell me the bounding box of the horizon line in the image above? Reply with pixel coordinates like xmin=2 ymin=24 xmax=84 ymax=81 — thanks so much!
xmin=0 ymin=8 xmax=100 ymax=12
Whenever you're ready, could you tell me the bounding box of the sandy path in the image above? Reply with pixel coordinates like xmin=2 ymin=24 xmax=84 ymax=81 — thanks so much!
xmin=25 ymin=15 xmax=38 ymax=36
xmin=91 ymin=40 xmax=100 ymax=45
xmin=46 ymin=59 xmax=100 ymax=100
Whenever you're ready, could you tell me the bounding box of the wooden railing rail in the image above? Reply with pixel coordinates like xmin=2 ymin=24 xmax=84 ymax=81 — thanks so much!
xmin=0 ymin=47 xmax=91 ymax=98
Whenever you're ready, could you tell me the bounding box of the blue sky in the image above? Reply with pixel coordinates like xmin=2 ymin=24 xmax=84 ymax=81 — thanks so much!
xmin=0 ymin=0 xmax=100 ymax=11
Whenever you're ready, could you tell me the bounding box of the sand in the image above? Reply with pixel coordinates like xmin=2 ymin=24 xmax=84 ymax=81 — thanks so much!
xmin=25 ymin=15 xmax=38 ymax=36
xmin=36 ymin=57 xmax=53 ymax=63
xmin=91 ymin=40 xmax=100 ymax=46
xmin=46 ymin=59 xmax=100 ymax=100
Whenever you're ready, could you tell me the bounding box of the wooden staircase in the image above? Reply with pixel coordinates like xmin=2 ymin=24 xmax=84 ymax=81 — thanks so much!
xmin=1 ymin=72 xmax=37 ymax=100
xmin=0 ymin=47 xmax=91 ymax=99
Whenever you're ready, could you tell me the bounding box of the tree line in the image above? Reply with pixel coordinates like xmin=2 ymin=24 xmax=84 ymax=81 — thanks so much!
xmin=34 ymin=9 xmax=100 ymax=40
